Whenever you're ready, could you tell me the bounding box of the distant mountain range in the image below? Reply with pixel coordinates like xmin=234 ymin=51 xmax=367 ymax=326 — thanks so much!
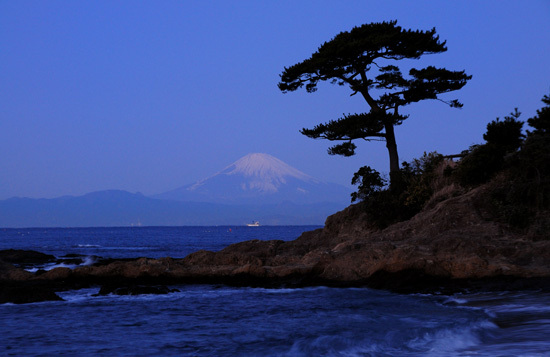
xmin=0 ymin=154 xmax=351 ymax=227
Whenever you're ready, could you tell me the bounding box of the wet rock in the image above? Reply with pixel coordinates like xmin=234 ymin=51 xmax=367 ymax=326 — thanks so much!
xmin=34 ymin=269 xmax=47 ymax=276
xmin=89 ymin=257 xmax=139 ymax=267
xmin=0 ymin=283 xmax=63 ymax=304
xmin=0 ymin=260 xmax=34 ymax=281
xmin=37 ymin=267 xmax=72 ymax=280
xmin=0 ymin=249 xmax=56 ymax=266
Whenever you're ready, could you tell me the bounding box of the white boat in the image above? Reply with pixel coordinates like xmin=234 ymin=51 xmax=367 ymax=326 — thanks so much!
xmin=246 ymin=221 xmax=260 ymax=227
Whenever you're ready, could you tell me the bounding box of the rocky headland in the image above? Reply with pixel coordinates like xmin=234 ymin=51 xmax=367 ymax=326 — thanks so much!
xmin=2 ymin=179 xmax=549 ymax=304
xmin=4 ymin=94 xmax=550 ymax=304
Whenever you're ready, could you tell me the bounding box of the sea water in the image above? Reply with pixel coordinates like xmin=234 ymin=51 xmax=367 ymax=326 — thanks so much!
xmin=1 ymin=226 xmax=549 ymax=356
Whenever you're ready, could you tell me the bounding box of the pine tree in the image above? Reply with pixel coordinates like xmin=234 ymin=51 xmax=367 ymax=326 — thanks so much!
xmin=278 ymin=21 xmax=471 ymax=181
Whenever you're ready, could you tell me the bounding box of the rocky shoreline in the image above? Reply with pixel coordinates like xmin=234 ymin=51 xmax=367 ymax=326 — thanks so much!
xmin=2 ymin=182 xmax=550 ymax=304
xmin=0 ymin=187 xmax=550 ymax=303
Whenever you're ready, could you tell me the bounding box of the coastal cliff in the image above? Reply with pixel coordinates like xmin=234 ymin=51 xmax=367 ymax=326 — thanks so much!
xmin=171 ymin=180 xmax=550 ymax=289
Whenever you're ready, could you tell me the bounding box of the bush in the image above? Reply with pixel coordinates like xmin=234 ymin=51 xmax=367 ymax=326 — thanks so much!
xmin=527 ymin=91 xmax=550 ymax=136
xmin=454 ymin=144 xmax=506 ymax=186
xmin=483 ymin=108 xmax=524 ymax=151
xmin=363 ymin=189 xmax=413 ymax=228
xmin=485 ymin=133 xmax=550 ymax=229
xmin=455 ymin=109 xmax=526 ymax=187
xmin=350 ymin=166 xmax=386 ymax=203
xmin=507 ymin=134 xmax=550 ymax=209
xmin=396 ymin=152 xmax=445 ymax=212
xmin=358 ymin=152 xmax=446 ymax=228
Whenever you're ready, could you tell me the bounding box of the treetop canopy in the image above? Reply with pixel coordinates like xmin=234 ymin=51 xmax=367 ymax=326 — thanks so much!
xmin=278 ymin=20 xmax=448 ymax=95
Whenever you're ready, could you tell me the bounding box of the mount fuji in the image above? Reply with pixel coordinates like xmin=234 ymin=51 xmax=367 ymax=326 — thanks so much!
xmin=154 ymin=153 xmax=351 ymax=205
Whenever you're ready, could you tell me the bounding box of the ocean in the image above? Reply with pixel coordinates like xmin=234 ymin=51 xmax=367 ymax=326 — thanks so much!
xmin=1 ymin=226 xmax=549 ymax=356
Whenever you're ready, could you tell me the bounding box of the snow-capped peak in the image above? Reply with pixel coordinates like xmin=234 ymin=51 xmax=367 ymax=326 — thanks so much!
xmin=154 ymin=152 xmax=351 ymax=204
xmin=188 ymin=153 xmax=317 ymax=193
xmin=221 ymin=153 xmax=314 ymax=181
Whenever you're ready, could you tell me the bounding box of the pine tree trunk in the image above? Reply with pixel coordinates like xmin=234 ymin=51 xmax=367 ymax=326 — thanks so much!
xmin=385 ymin=123 xmax=399 ymax=173
xmin=360 ymin=88 xmax=400 ymax=173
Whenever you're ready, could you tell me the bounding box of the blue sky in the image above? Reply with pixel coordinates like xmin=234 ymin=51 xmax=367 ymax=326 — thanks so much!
xmin=1 ymin=1 xmax=549 ymax=199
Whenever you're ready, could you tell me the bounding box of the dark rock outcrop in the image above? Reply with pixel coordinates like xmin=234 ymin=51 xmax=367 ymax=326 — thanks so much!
xmin=0 ymin=260 xmax=35 ymax=281
xmin=0 ymin=261 xmax=64 ymax=304
xmin=0 ymin=249 xmax=56 ymax=266
xmin=0 ymin=284 xmax=64 ymax=304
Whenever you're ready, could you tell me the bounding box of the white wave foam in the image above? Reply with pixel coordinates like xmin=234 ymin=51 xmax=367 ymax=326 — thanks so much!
xmin=250 ymin=286 xmax=330 ymax=294
xmin=25 ymin=255 xmax=98 ymax=272
xmin=286 ymin=335 xmax=403 ymax=357
xmin=443 ymin=296 xmax=468 ymax=305
xmin=25 ymin=263 xmax=58 ymax=273
xmin=57 ymin=288 xmax=99 ymax=303
xmin=82 ymin=255 xmax=97 ymax=266
xmin=408 ymin=320 xmax=496 ymax=356
xmin=101 ymin=246 xmax=151 ymax=250
xmin=44 ymin=262 xmax=78 ymax=270
xmin=490 ymin=303 xmax=550 ymax=313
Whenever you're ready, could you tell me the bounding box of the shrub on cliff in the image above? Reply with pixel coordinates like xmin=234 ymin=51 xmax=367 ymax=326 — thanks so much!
xmin=453 ymin=144 xmax=506 ymax=186
xmin=484 ymin=108 xmax=524 ymax=151
xmin=350 ymin=166 xmax=385 ymax=203
xmin=527 ymin=91 xmax=550 ymax=136
xmin=454 ymin=109 xmax=524 ymax=186
xmin=486 ymin=134 xmax=550 ymax=231
xmin=355 ymin=152 xmax=447 ymax=228
xmin=482 ymin=93 xmax=550 ymax=231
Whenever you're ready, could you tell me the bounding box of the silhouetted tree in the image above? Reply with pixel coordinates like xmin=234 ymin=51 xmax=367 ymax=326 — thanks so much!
xmin=278 ymin=20 xmax=471 ymax=183
xmin=350 ymin=165 xmax=385 ymax=202
xmin=527 ymin=91 xmax=550 ymax=136
xmin=456 ymin=108 xmax=525 ymax=187
xmin=483 ymin=108 xmax=524 ymax=151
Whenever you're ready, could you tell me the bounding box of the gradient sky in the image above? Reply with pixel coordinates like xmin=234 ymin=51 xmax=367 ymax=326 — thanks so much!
xmin=1 ymin=1 xmax=549 ymax=200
